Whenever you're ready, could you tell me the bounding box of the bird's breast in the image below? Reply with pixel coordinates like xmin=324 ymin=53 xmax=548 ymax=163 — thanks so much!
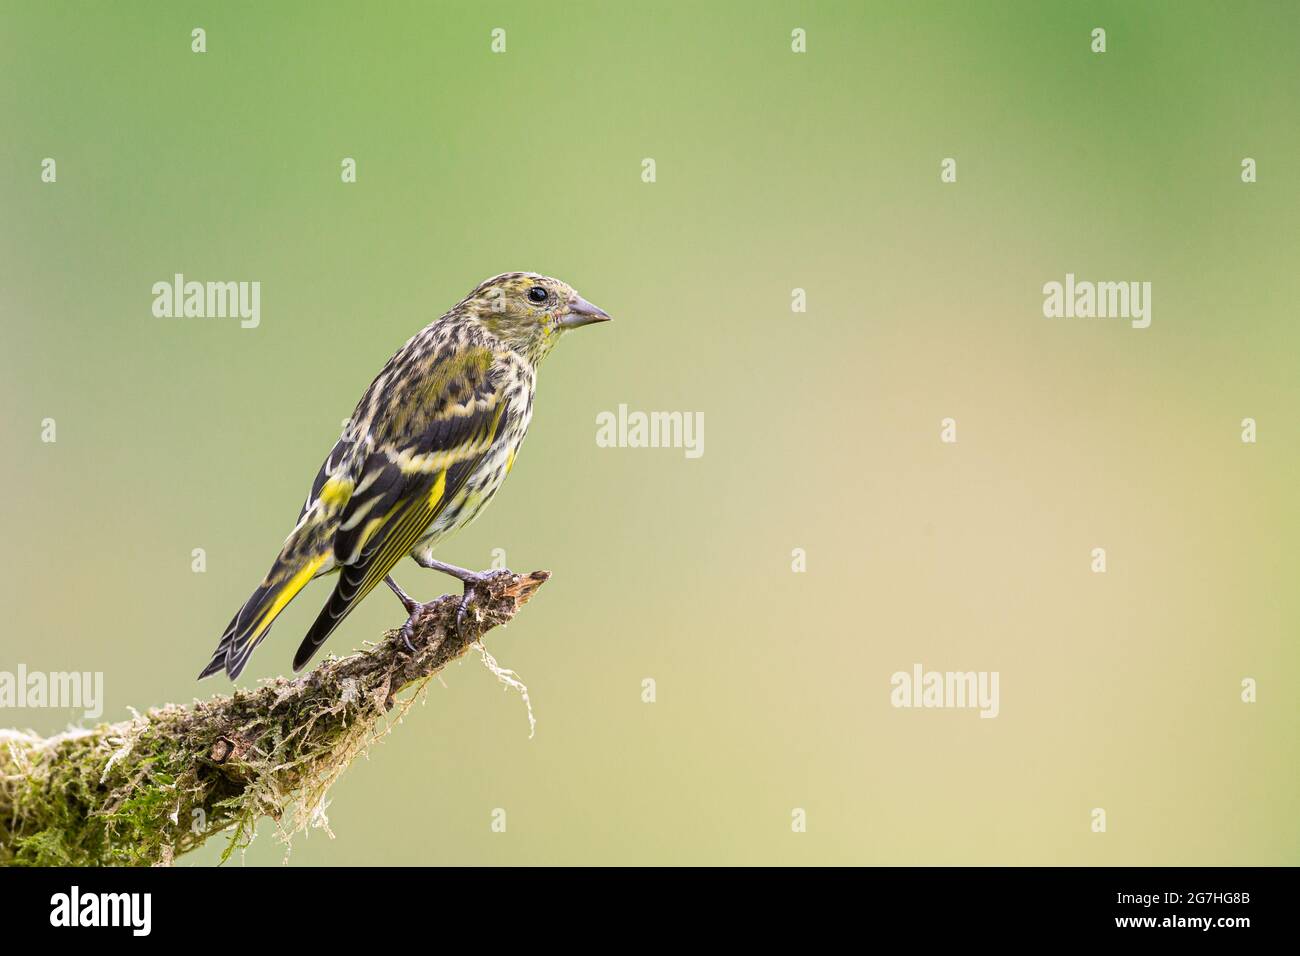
xmin=413 ymin=366 xmax=535 ymax=551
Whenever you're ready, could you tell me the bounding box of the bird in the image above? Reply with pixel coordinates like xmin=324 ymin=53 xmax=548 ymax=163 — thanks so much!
xmin=198 ymin=272 xmax=611 ymax=680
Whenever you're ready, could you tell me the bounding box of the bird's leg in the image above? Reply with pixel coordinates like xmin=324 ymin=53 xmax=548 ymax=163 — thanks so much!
xmin=413 ymin=554 xmax=492 ymax=583
xmin=385 ymin=575 xmax=425 ymax=653
xmin=412 ymin=552 xmax=496 ymax=634
xmin=385 ymin=574 xmax=421 ymax=612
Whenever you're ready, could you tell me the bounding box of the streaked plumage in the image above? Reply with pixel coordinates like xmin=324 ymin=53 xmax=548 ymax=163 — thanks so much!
xmin=199 ymin=273 xmax=611 ymax=680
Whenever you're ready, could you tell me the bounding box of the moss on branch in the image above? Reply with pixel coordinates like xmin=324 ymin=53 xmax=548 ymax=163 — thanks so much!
xmin=0 ymin=569 xmax=549 ymax=867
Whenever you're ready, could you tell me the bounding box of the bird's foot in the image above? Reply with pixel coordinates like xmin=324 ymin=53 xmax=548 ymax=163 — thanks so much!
xmin=386 ymin=575 xmax=435 ymax=653
xmin=410 ymin=556 xmax=499 ymax=638
xmin=385 ymin=569 xmax=496 ymax=651
xmin=397 ymin=605 xmax=429 ymax=654
xmin=453 ymin=571 xmax=497 ymax=637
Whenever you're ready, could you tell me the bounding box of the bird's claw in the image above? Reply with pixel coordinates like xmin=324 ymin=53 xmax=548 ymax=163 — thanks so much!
xmin=454 ymin=573 xmax=493 ymax=637
xmin=391 ymin=569 xmax=495 ymax=649
xmin=397 ymin=606 xmax=426 ymax=654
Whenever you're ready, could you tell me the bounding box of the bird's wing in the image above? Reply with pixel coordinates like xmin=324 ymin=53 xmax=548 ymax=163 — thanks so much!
xmin=292 ymin=344 xmax=512 ymax=669
xmin=296 ymin=434 xmax=360 ymax=523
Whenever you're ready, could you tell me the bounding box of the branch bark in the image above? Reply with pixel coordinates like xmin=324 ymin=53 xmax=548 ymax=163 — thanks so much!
xmin=0 ymin=569 xmax=549 ymax=867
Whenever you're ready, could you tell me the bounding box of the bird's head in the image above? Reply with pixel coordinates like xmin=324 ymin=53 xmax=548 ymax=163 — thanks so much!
xmin=460 ymin=272 xmax=611 ymax=362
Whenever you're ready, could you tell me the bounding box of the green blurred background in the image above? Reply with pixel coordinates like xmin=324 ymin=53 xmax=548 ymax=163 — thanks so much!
xmin=1 ymin=1 xmax=1296 ymax=865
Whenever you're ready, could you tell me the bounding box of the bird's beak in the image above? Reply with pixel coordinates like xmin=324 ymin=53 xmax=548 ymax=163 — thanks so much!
xmin=559 ymin=296 xmax=612 ymax=330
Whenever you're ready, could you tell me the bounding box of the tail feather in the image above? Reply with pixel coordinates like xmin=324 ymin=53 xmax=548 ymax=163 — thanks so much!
xmin=199 ymin=553 xmax=330 ymax=680
xmin=292 ymin=568 xmax=385 ymax=671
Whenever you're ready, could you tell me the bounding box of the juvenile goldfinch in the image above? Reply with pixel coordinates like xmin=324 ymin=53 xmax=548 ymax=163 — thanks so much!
xmin=199 ymin=273 xmax=611 ymax=680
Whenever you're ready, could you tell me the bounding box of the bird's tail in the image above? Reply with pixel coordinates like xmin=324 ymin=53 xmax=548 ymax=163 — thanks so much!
xmin=292 ymin=564 xmax=387 ymax=672
xmin=199 ymin=551 xmax=332 ymax=680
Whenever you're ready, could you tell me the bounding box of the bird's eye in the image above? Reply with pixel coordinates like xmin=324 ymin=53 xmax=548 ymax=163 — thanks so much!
xmin=526 ymin=286 xmax=548 ymax=304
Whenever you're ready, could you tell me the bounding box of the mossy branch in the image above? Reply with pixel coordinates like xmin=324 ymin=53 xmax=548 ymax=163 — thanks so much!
xmin=0 ymin=569 xmax=549 ymax=867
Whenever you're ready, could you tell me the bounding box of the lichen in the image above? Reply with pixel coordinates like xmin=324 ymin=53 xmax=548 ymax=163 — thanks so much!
xmin=0 ymin=569 xmax=548 ymax=866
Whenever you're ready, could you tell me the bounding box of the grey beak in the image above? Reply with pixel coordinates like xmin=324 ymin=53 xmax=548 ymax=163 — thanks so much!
xmin=560 ymin=296 xmax=612 ymax=330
